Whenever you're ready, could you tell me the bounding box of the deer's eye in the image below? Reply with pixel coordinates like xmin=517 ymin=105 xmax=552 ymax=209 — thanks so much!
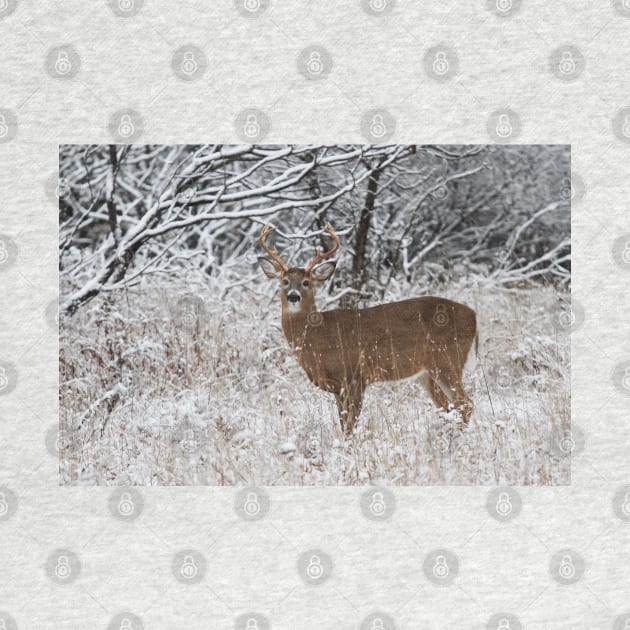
xmin=282 ymin=278 xmax=289 ymax=287
xmin=302 ymin=280 xmax=310 ymax=288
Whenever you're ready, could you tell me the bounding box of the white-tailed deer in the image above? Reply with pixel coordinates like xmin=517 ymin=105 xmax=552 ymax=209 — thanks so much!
xmin=258 ymin=224 xmax=477 ymax=434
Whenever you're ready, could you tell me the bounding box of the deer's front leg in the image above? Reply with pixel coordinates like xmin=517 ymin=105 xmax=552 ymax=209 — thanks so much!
xmin=335 ymin=383 xmax=364 ymax=435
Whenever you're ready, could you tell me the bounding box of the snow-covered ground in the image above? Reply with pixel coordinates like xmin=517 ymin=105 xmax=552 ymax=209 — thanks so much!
xmin=60 ymin=268 xmax=570 ymax=485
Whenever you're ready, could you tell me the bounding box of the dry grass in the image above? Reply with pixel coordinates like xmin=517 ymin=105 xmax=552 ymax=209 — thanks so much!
xmin=60 ymin=269 xmax=570 ymax=485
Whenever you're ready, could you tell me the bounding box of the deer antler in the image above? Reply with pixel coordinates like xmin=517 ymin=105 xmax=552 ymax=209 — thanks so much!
xmin=305 ymin=223 xmax=340 ymax=272
xmin=259 ymin=224 xmax=288 ymax=272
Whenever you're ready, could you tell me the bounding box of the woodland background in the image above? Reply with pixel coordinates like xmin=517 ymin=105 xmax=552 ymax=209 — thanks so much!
xmin=59 ymin=144 xmax=571 ymax=485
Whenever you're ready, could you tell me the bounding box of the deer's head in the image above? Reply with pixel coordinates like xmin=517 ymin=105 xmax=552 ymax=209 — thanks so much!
xmin=257 ymin=224 xmax=339 ymax=314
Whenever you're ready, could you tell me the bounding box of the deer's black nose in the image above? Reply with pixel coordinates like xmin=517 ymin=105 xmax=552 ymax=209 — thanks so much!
xmin=287 ymin=292 xmax=300 ymax=303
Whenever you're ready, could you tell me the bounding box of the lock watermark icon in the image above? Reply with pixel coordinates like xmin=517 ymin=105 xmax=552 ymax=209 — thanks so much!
xmin=235 ymin=108 xmax=270 ymax=141
xmin=612 ymin=360 xmax=630 ymax=397
xmin=243 ymin=114 xmax=260 ymax=138
xmin=243 ymin=0 xmax=261 ymax=12
xmin=551 ymin=46 xmax=584 ymax=81
xmin=0 ymin=361 xmax=17 ymax=396
xmin=0 ymin=109 xmax=17 ymax=143
xmin=0 ymin=612 xmax=17 ymax=630
xmin=361 ymin=108 xmax=396 ymax=142
xmin=234 ymin=0 xmax=270 ymax=17
xmin=423 ymin=548 xmax=458 ymax=585
xmin=0 ymin=487 xmax=17 ymax=521
xmin=612 ymin=106 xmax=630 ymax=143
xmin=117 ymin=492 xmax=134 ymax=516
xmin=306 ymin=554 xmax=323 ymax=579
xmin=552 ymin=297 xmax=584 ymax=334
xmin=172 ymin=45 xmax=207 ymax=81
xmin=180 ymin=51 xmax=198 ymax=76
xmin=235 ymin=487 xmax=270 ymax=520
xmin=107 ymin=611 xmax=145 ymax=630
xmin=432 ymin=555 xmax=449 ymax=579
xmin=109 ymin=109 xmax=143 ymax=142
xmin=234 ymin=613 xmax=270 ymax=630
xmin=0 ymin=240 xmax=9 ymax=264
xmin=108 ymin=0 xmax=144 ymax=16
xmin=359 ymin=612 xmax=396 ymax=630
xmin=433 ymin=304 xmax=449 ymax=327
xmin=558 ymin=307 xmax=575 ymax=330
xmin=612 ymin=234 xmax=630 ymax=269
xmin=361 ymin=487 xmax=395 ymax=520
xmin=172 ymin=550 xmax=206 ymax=584
xmin=175 ymin=294 xmax=206 ymax=331
xmin=298 ymin=549 xmax=332 ymax=584
xmin=180 ymin=555 xmax=197 ymax=579
xmin=613 ymin=0 xmax=630 ymax=16
xmin=118 ymin=114 xmax=134 ymax=138
xmin=46 ymin=45 xmax=80 ymax=79
xmin=568 ymin=171 xmax=585 ymax=205
xmin=424 ymin=45 xmax=458 ymax=81
xmin=307 ymin=51 xmax=323 ymax=75
xmin=550 ymin=548 xmax=584 ymax=584
xmin=558 ymin=555 xmax=575 ymax=579
xmin=298 ymin=46 xmax=332 ymax=80
xmin=369 ymin=0 xmax=387 ymax=11
xmin=243 ymin=492 xmax=261 ymax=516
xmin=496 ymin=114 xmax=512 ymax=138
xmin=179 ymin=428 xmax=198 ymax=453
xmin=488 ymin=109 xmax=521 ymax=142
xmin=360 ymin=0 xmax=395 ymax=15
xmin=0 ymin=0 xmax=18 ymax=18
xmin=487 ymin=0 xmax=522 ymax=16
xmin=109 ymin=487 xmax=143 ymax=521
xmin=46 ymin=549 xmax=81 ymax=584
xmin=433 ymin=51 xmax=449 ymax=75
xmin=370 ymin=114 xmax=387 ymax=138
xmin=487 ymin=613 xmax=523 ymax=630
xmin=54 ymin=51 xmax=72 ymax=75
xmin=495 ymin=492 xmax=512 ymax=515
xmin=369 ymin=491 xmax=386 ymax=516
xmin=558 ymin=51 xmax=576 ymax=74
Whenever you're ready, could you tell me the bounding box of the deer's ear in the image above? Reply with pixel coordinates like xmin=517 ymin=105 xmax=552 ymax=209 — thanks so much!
xmin=258 ymin=257 xmax=283 ymax=279
xmin=311 ymin=261 xmax=336 ymax=281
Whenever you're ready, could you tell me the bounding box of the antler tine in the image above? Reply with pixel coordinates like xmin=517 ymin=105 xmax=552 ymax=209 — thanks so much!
xmin=259 ymin=224 xmax=288 ymax=272
xmin=305 ymin=223 xmax=340 ymax=272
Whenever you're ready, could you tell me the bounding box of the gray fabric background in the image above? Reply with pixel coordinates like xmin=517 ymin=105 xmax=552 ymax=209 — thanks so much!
xmin=1 ymin=1 xmax=629 ymax=628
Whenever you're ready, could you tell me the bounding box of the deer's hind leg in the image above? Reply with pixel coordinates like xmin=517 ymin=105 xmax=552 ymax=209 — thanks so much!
xmin=437 ymin=365 xmax=473 ymax=424
xmin=422 ymin=365 xmax=472 ymax=424
xmin=420 ymin=372 xmax=452 ymax=413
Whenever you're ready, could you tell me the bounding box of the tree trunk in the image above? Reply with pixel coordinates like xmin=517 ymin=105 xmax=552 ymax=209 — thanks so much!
xmin=351 ymin=163 xmax=382 ymax=300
